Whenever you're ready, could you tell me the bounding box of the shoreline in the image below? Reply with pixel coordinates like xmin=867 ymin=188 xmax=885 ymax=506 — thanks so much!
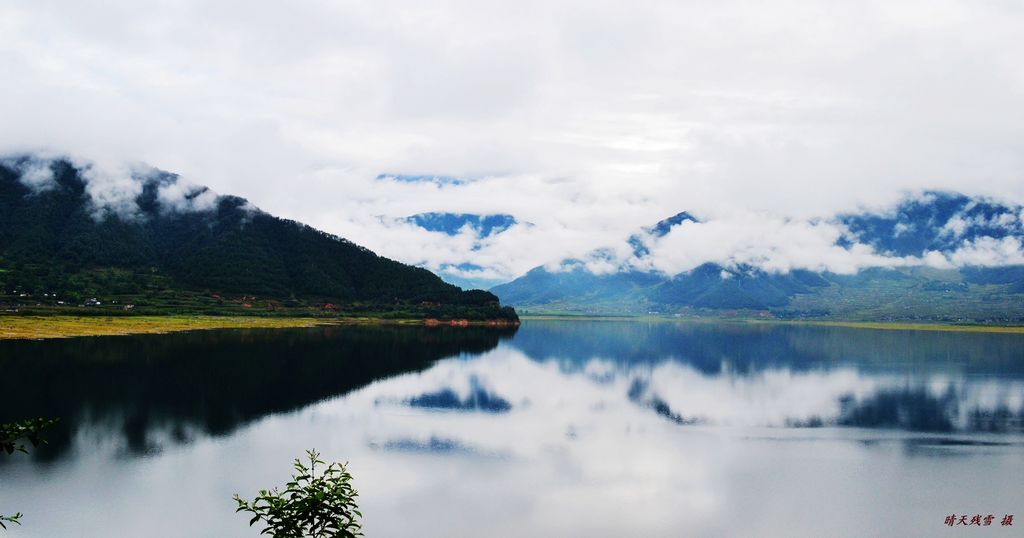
xmin=4 ymin=313 xmax=1021 ymax=340
xmin=519 ymin=315 xmax=1024 ymax=334
xmin=0 ymin=315 xmax=519 ymax=340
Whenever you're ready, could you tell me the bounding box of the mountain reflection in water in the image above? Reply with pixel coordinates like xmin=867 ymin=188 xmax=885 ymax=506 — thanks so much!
xmin=510 ymin=321 xmax=1024 ymax=433
xmin=0 ymin=325 xmax=516 ymax=460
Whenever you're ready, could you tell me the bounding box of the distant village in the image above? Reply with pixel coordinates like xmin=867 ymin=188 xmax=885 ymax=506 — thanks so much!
xmin=1 ymin=290 xmax=136 ymax=313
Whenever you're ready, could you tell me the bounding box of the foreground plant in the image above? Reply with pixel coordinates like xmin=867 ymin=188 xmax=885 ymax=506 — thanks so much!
xmin=1 ymin=417 xmax=58 ymax=530
xmin=233 ymin=449 xmax=362 ymax=537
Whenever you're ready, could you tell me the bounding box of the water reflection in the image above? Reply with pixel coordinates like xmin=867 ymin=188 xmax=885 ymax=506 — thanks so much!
xmin=2 ymin=320 xmax=1023 ymax=537
xmin=514 ymin=320 xmax=1024 ymax=373
xmin=0 ymin=325 xmax=516 ymax=460
xmin=509 ymin=322 xmax=1024 ymax=434
xmin=401 ymin=376 xmax=513 ymax=413
xmin=2 ymin=321 xmax=1022 ymax=464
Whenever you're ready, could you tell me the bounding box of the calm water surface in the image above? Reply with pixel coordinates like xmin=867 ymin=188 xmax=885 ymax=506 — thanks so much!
xmin=1 ymin=320 xmax=1022 ymax=537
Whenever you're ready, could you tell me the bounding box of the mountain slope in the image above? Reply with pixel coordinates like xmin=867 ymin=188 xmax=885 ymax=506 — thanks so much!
xmin=492 ymin=195 xmax=1024 ymax=322
xmin=0 ymin=155 xmax=516 ymax=320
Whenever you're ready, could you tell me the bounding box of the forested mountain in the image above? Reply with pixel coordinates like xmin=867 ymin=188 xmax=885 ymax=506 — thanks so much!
xmin=492 ymin=194 xmax=1024 ymax=322
xmin=0 ymin=155 xmax=516 ymax=320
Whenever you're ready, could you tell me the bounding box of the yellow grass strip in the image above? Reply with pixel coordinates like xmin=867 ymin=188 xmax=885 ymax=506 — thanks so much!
xmin=0 ymin=315 xmax=333 ymax=340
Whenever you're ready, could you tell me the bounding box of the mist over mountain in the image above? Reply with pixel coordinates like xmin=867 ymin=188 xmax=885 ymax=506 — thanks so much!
xmin=491 ymin=194 xmax=1024 ymax=321
xmin=5 ymin=152 xmax=1020 ymax=322
xmin=0 ymin=155 xmax=516 ymax=320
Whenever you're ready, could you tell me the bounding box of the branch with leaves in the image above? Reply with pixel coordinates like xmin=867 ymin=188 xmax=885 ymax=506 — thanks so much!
xmin=0 ymin=513 xmax=22 ymax=531
xmin=1 ymin=417 xmax=58 ymax=530
xmin=1 ymin=418 xmax=58 ymax=455
xmin=234 ymin=449 xmax=362 ymax=538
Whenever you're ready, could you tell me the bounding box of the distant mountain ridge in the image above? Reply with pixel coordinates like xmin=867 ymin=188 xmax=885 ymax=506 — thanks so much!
xmin=0 ymin=155 xmax=517 ymax=320
xmin=492 ymin=193 xmax=1024 ymax=322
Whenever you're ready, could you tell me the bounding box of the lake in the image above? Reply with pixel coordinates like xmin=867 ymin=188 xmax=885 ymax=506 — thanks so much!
xmin=1 ymin=320 xmax=1022 ymax=537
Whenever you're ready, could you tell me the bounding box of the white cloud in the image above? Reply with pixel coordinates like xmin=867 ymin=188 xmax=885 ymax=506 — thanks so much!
xmin=2 ymin=0 xmax=1023 ymax=283
xmin=76 ymin=159 xmax=145 ymax=221
xmin=535 ymin=203 xmax=1024 ymax=277
xmin=2 ymin=153 xmax=71 ymax=192
xmin=944 ymin=236 xmax=1024 ymax=267
xmin=4 ymin=154 xmax=232 ymax=220
xmin=631 ymin=213 xmax=913 ymax=275
xmin=12 ymin=157 xmax=57 ymax=192
xmin=156 ymin=180 xmax=220 ymax=213
xmin=940 ymin=215 xmax=968 ymax=238
xmin=993 ymin=212 xmax=1018 ymax=228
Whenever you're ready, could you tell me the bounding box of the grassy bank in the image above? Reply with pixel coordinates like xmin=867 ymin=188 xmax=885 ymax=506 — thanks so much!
xmin=520 ymin=315 xmax=1024 ymax=334
xmin=0 ymin=315 xmax=336 ymax=340
xmin=0 ymin=315 xmax=519 ymax=340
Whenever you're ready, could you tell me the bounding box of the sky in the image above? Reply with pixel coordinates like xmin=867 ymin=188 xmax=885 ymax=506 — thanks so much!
xmin=2 ymin=0 xmax=1023 ymax=287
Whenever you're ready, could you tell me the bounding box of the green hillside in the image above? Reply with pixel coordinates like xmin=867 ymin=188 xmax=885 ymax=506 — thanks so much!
xmin=497 ymin=264 xmax=1024 ymax=323
xmin=0 ymin=156 xmax=517 ymax=321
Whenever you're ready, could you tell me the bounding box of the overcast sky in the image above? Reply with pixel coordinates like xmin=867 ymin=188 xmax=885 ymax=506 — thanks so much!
xmin=2 ymin=0 xmax=1023 ymax=286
